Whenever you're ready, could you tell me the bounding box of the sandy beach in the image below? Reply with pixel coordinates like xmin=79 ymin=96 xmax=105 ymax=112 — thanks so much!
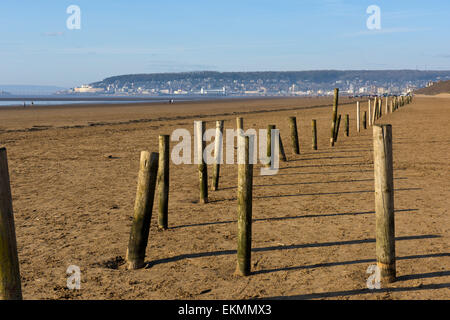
xmin=0 ymin=96 xmax=448 ymax=300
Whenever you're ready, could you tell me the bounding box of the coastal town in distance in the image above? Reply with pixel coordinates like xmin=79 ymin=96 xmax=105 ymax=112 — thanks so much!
xmin=59 ymin=70 xmax=450 ymax=97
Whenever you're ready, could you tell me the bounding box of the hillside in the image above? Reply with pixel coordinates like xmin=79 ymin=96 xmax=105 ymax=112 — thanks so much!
xmin=87 ymin=70 xmax=450 ymax=96
xmin=92 ymin=70 xmax=450 ymax=87
xmin=415 ymin=80 xmax=450 ymax=95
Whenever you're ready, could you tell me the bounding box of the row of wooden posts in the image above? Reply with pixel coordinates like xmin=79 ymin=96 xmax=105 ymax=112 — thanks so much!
xmin=0 ymin=92 xmax=413 ymax=299
xmin=127 ymin=90 xmax=413 ymax=277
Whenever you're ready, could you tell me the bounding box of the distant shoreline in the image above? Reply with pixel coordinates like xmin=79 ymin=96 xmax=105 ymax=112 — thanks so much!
xmin=0 ymin=96 xmax=338 ymax=132
xmin=0 ymin=95 xmax=324 ymax=109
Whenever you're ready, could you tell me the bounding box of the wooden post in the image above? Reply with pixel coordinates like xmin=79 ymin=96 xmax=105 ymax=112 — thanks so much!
xmin=236 ymin=135 xmax=253 ymax=276
xmin=373 ymin=125 xmax=396 ymax=284
xmin=330 ymin=88 xmax=339 ymax=146
xmin=374 ymin=98 xmax=378 ymax=120
xmin=289 ymin=116 xmax=300 ymax=155
xmin=236 ymin=117 xmax=244 ymax=131
xmin=385 ymin=97 xmax=389 ymax=114
xmin=212 ymin=120 xmax=224 ymax=191
xmin=0 ymin=148 xmax=22 ymax=300
xmin=157 ymin=135 xmax=170 ymax=230
xmin=363 ymin=111 xmax=367 ymax=129
xmin=276 ymin=125 xmax=287 ymax=162
xmin=268 ymin=125 xmax=286 ymax=162
xmin=196 ymin=121 xmax=208 ymax=204
xmin=368 ymin=100 xmax=372 ymax=127
xmin=378 ymin=98 xmax=382 ymax=118
xmin=126 ymin=151 xmax=159 ymax=270
xmin=345 ymin=114 xmax=349 ymax=137
xmin=372 ymin=97 xmax=377 ymax=124
xmin=266 ymin=125 xmax=275 ymax=167
xmin=356 ymin=102 xmax=361 ymax=132
xmin=333 ymin=114 xmax=341 ymax=142
xmin=312 ymin=119 xmax=317 ymax=150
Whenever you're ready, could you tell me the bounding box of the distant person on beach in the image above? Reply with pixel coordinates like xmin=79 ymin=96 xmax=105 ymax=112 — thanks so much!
xmin=169 ymin=99 xmax=174 ymax=104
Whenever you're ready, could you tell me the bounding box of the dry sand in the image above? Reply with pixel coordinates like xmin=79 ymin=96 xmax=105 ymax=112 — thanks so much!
xmin=0 ymin=96 xmax=448 ymax=300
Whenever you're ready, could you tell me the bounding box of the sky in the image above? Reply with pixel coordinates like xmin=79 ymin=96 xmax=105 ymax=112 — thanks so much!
xmin=1 ymin=0 xmax=450 ymax=87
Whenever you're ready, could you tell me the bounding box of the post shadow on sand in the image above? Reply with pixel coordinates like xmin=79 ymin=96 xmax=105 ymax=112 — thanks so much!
xmin=209 ymin=187 xmax=422 ymax=203
xmin=299 ymin=149 xmax=372 ymax=155
xmin=264 ymin=282 xmax=450 ymax=300
xmin=255 ymin=187 xmax=421 ymax=200
xmin=252 ymin=253 xmax=450 ymax=276
xmin=253 ymin=169 xmax=375 ymax=177
xmin=279 ymin=162 xmax=373 ymax=170
xmin=285 ymin=155 xmax=362 ymax=162
xmin=219 ymin=177 xmax=408 ymax=191
xmin=170 ymin=208 xmax=418 ymax=230
xmin=144 ymin=234 xmax=441 ymax=269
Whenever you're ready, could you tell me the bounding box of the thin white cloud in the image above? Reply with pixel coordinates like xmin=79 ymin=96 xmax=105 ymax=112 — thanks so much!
xmin=42 ymin=31 xmax=65 ymax=37
xmin=343 ymin=27 xmax=432 ymax=37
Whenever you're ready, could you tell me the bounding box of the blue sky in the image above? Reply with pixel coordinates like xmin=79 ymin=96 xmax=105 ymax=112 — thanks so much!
xmin=1 ymin=0 xmax=449 ymax=87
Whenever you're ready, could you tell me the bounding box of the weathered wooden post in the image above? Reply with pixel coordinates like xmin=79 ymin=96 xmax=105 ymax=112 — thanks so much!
xmin=373 ymin=124 xmax=396 ymax=284
xmin=363 ymin=111 xmax=367 ymax=129
xmin=385 ymin=97 xmax=389 ymax=114
xmin=312 ymin=119 xmax=317 ymax=150
xmin=356 ymin=102 xmax=361 ymax=132
xmin=368 ymin=100 xmax=372 ymax=127
xmin=289 ymin=116 xmax=300 ymax=155
xmin=212 ymin=120 xmax=224 ymax=191
xmin=236 ymin=135 xmax=253 ymax=276
xmin=196 ymin=121 xmax=208 ymax=203
xmin=374 ymin=97 xmax=378 ymax=120
xmin=372 ymin=97 xmax=377 ymax=124
xmin=266 ymin=125 xmax=275 ymax=167
xmin=376 ymin=98 xmax=379 ymax=118
xmin=126 ymin=151 xmax=159 ymax=270
xmin=157 ymin=135 xmax=170 ymax=230
xmin=269 ymin=125 xmax=286 ymax=162
xmin=276 ymin=125 xmax=287 ymax=162
xmin=334 ymin=114 xmax=342 ymax=142
xmin=330 ymin=88 xmax=339 ymax=146
xmin=0 ymin=148 xmax=22 ymax=300
xmin=378 ymin=98 xmax=382 ymax=118
xmin=345 ymin=114 xmax=349 ymax=137
xmin=236 ymin=117 xmax=244 ymax=132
